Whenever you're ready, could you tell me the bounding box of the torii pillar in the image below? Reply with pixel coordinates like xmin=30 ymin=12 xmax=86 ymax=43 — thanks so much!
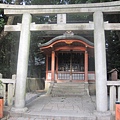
xmin=93 ymin=11 xmax=108 ymax=113
xmin=11 ymin=13 xmax=32 ymax=112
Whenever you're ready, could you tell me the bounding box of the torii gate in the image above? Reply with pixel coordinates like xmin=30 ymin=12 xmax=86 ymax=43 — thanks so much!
xmin=1 ymin=1 xmax=120 ymax=114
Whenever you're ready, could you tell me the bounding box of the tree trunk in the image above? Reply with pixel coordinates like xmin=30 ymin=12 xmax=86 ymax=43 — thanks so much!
xmin=0 ymin=0 xmax=20 ymax=43
xmin=0 ymin=16 xmax=14 ymax=43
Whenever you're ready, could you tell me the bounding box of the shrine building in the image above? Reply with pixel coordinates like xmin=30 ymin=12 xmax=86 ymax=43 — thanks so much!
xmin=39 ymin=32 xmax=95 ymax=83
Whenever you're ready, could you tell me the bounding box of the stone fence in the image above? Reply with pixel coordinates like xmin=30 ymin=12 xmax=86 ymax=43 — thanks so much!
xmin=26 ymin=77 xmax=45 ymax=92
xmin=0 ymin=71 xmax=119 ymax=111
xmin=0 ymin=73 xmax=16 ymax=106
xmin=0 ymin=73 xmax=45 ymax=106
xmin=107 ymin=80 xmax=120 ymax=111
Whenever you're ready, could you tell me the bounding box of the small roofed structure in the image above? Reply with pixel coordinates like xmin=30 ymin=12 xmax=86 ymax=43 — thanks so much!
xmin=108 ymin=68 xmax=119 ymax=81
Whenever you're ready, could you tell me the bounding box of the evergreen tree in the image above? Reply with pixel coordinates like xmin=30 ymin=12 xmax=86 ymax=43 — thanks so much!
xmin=0 ymin=0 xmax=119 ymax=78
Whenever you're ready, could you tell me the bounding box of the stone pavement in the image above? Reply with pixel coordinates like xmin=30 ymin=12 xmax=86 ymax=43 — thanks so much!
xmin=7 ymin=94 xmax=97 ymax=120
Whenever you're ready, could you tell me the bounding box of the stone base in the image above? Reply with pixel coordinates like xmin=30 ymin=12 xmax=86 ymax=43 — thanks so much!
xmin=44 ymin=81 xmax=51 ymax=91
xmin=94 ymin=110 xmax=114 ymax=120
xmin=45 ymin=81 xmax=55 ymax=92
xmin=84 ymin=82 xmax=89 ymax=95
xmin=1 ymin=111 xmax=10 ymax=120
xmin=89 ymin=82 xmax=96 ymax=95
xmin=11 ymin=107 xmax=28 ymax=113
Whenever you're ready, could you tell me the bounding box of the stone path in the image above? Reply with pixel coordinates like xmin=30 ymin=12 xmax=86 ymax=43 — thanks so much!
xmin=8 ymin=94 xmax=96 ymax=120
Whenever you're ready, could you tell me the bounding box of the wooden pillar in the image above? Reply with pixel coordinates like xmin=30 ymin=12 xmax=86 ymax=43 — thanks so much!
xmin=85 ymin=51 xmax=88 ymax=82
xmin=46 ymin=55 xmax=48 ymax=80
xmin=70 ymin=52 xmax=72 ymax=81
xmin=56 ymin=55 xmax=58 ymax=81
xmin=51 ymin=51 xmax=55 ymax=81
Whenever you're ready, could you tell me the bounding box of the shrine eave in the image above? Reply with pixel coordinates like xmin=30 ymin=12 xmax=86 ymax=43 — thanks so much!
xmin=38 ymin=35 xmax=94 ymax=48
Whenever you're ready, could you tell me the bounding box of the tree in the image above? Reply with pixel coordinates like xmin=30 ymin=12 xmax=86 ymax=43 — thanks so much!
xmin=105 ymin=14 xmax=120 ymax=74
xmin=0 ymin=0 xmax=120 ymax=78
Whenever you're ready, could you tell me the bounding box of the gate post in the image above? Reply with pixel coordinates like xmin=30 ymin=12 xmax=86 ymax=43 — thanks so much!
xmin=93 ymin=11 xmax=107 ymax=112
xmin=11 ymin=13 xmax=32 ymax=112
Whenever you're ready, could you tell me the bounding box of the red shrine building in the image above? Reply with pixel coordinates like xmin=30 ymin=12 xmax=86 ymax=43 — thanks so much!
xmin=39 ymin=32 xmax=95 ymax=83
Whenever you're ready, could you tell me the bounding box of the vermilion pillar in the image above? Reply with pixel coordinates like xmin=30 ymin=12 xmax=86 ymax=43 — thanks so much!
xmin=51 ymin=51 xmax=55 ymax=81
xmin=85 ymin=51 xmax=88 ymax=82
xmin=56 ymin=56 xmax=58 ymax=71
xmin=46 ymin=55 xmax=48 ymax=80
xmin=56 ymin=55 xmax=58 ymax=81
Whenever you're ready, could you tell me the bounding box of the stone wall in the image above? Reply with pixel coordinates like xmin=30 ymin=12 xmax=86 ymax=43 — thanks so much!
xmin=26 ymin=78 xmax=45 ymax=92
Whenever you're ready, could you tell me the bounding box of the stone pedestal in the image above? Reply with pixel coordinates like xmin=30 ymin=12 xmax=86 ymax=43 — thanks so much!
xmin=94 ymin=111 xmax=113 ymax=120
xmin=45 ymin=81 xmax=51 ymax=91
xmin=85 ymin=82 xmax=89 ymax=95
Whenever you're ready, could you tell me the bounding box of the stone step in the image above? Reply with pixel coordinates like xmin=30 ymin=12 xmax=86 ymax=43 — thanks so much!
xmin=52 ymin=93 xmax=88 ymax=97
xmin=51 ymin=89 xmax=86 ymax=94
xmin=53 ymin=86 xmax=85 ymax=89
xmin=51 ymin=89 xmax=87 ymax=93
xmin=51 ymin=91 xmax=85 ymax=94
xmin=51 ymin=89 xmax=86 ymax=93
xmin=52 ymin=90 xmax=87 ymax=94
xmin=49 ymin=83 xmax=89 ymax=97
xmin=52 ymin=86 xmax=85 ymax=89
xmin=51 ymin=90 xmax=88 ymax=97
xmin=9 ymin=114 xmax=96 ymax=120
xmin=54 ymin=83 xmax=85 ymax=87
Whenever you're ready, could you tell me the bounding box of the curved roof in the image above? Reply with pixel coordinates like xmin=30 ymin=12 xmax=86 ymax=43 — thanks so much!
xmin=38 ymin=34 xmax=94 ymax=47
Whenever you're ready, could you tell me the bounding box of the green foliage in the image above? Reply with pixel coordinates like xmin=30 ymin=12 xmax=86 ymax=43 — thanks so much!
xmin=0 ymin=18 xmax=5 ymax=27
xmin=0 ymin=32 xmax=19 ymax=77
xmin=104 ymin=13 xmax=120 ymax=74
xmin=0 ymin=80 xmax=3 ymax=87
xmin=28 ymin=31 xmax=46 ymax=78
xmin=106 ymin=31 xmax=120 ymax=71
xmin=0 ymin=9 xmax=5 ymax=29
xmin=30 ymin=0 xmax=117 ymax=4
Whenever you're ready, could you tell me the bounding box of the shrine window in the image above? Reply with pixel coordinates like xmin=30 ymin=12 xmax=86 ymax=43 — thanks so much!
xmin=88 ymin=56 xmax=95 ymax=71
xmin=48 ymin=57 xmax=51 ymax=70
xmin=58 ymin=52 xmax=84 ymax=72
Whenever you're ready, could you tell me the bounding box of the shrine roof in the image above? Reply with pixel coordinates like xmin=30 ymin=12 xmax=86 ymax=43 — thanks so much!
xmin=38 ymin=34 xmax=94 ymax=47
xmin=108 ymin=68 xmax=119 ymax=73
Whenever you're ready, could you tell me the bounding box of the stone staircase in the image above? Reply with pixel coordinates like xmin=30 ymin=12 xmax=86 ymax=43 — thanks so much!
xmin=48 ymin=82 xmax=89 ymax=97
